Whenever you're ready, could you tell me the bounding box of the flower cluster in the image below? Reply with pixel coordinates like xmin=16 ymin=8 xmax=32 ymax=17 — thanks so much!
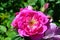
xmin=11 ymin=5 xmax=60 ymax=40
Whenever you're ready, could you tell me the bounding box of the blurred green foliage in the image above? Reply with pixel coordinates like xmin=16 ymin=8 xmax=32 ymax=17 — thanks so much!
xmin=0 ymin=0 xmax=60 ymax=40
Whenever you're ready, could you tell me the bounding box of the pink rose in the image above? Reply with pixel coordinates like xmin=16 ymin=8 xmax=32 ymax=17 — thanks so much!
xmin=11 ymin=6 xmax=49 ymax=40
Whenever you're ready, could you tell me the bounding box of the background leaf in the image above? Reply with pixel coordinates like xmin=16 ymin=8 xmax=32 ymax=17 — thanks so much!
xmin=28 ymin=0 xmax=37 ymax=5
xmin=39 ymin=0 xmax=45 ymax=7
xmin=0 ymin=25 xmax=6 ymax=32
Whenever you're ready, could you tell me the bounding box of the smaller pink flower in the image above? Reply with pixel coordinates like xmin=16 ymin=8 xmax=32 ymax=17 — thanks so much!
xmin=44 ymin=3 xmax=49 ymax=9
xmin=11 ymin=6 xmax=49 ymax=40
xmin=40 ymin=3 xmax=49 ymax=12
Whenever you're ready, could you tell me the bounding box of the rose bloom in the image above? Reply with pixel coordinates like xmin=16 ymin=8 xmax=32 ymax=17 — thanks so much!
xmin=11 ymin=6 xmax=49 ymax=40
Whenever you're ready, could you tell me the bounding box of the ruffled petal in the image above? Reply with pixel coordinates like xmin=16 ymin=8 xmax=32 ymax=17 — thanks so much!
xmin=30 ymin=34 xmax=44 ymax=40
xmin=18 ymin=29 xmax=29 ymax=37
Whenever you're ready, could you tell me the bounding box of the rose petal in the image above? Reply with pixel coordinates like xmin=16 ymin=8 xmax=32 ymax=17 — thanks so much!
xmin=18 ymin=29 xmax=29 ymax=37
xmin=54 ymin=35 xmax=60 ymax=38
xmin=55 ymin=27 xmax=60 ymax=35
xmin=30 ymin=34 xmax=44 ymax=40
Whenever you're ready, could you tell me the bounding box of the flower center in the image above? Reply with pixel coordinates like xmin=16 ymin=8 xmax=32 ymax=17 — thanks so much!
xmin=29 ymin=19 xmax=37 ymax=28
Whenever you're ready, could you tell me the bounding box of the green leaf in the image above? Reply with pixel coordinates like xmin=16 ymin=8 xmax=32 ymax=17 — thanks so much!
xmin=47 ymin=9 xmax=53 ymax=16
xmin=7 ymin=20 xmax=13 ymax=29
xmin=0 ymin=36 xmax=4 ymax=40
xmin=54 ymin=22 xmax=60 ymax=26
xmin=7 ymin=16 xmax=14 ymax=29
xmin=28 ymin=0 xmax=37 ymax=5
xmin=0 ymin=25 xmax=6 ymax=32
xmin=6 ymin=30 xmax=17 ymax=38
xmin=48 ymin=0 xmax=55 ymax=2
xmin=56 ymin=0 xmax=60 ymax=4
xmin=10 ymin=9 xmax=13 ymax=13
xmin=24 ymin=2 xmax=28 ymax=7
xmin=39 ymin=0 xmax=45 ymax=7
xmin=12 ymin=36 xmax=24 ymax=40
xmin=5 ymin=37 xmax=11 ymax=40
xmin=1 ymin=3 xmax=7 ymax=8
xmin=0 ymin=7 xmax=3 ymax=10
